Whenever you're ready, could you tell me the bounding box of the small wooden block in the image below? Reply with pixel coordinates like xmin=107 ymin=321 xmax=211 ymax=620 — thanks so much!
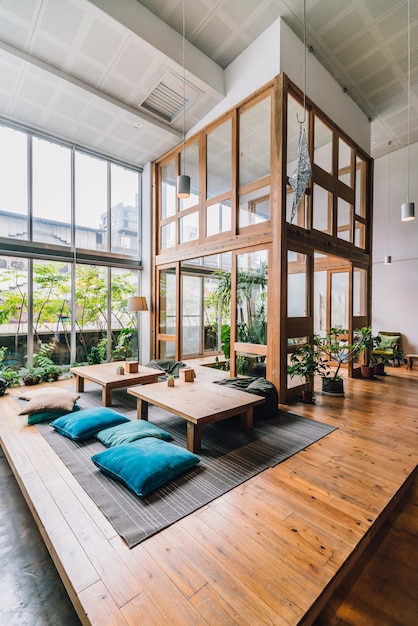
xmin=180 ymin=368 xmax=195 ymax=382
xmin=126 ymin=361 xmax=139 ymax=373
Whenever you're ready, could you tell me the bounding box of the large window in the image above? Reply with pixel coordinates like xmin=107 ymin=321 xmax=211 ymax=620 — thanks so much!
xmin=0 ymin=126 xmax=28 ymax=238
xmin=0 ymin=122 xmax=142 ymax=370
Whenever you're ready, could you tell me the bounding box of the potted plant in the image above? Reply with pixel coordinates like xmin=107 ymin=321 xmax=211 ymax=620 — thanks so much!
xmin=358 ymin=326 xmax=381 ymax=379
xmin=288 ymin=336 xmax=330 ymax=403
xmin=33 ymin=343 xmax=62 ymax=382
xmin=19 ymin=366 xmax=43 ymax=386
xmin=319 ymin=328 xmax=361 ymax=396
xmin=167 ymin=374 xmax=175 ymax=387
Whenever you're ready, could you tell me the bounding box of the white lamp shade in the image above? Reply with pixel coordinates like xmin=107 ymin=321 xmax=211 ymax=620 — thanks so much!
xmin=177 ymin=174 xmax=190 ymax=198
xmin=127 ymin=296 xmax=148 ymax=312
xmin=401 ymin=202 xmax=415 ymax=221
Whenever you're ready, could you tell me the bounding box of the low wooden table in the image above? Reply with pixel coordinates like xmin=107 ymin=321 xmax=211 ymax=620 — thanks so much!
xmin=70 ymin=362 xmax=161 ymax=406
xmin=405 ymin=354 xmax=418 ymax=369
xmin=127 ymin=371 xmax=265 ymax=453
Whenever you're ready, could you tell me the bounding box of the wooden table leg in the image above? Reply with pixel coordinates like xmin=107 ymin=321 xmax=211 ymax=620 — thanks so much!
xmin=102 ymin=386 xmax=112 ymax=407
xmin=75 ymin=375 xmax=84 ymax=393
xmin=240 ymin=407 xmax=254 ymax=432
xmin=137 ymin=399 xmax=149 ymax=421
xmin=187 ymin=422 xmax=202 ymax=453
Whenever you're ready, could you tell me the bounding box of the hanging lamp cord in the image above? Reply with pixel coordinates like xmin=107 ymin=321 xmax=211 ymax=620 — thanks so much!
xmin=297 ymin=0 xmax=307 ymax=125
xmin=406 ymin=0 xmax=411 ymax=202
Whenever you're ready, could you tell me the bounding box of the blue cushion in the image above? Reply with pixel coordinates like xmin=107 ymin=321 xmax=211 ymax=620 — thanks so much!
xmin=50 ymin=407 xmax=130 ymax=441
xmin=91 ymin=438 xmax=200 ymax=497
xmin=96 ymin=419 xmax=173 ymax=447
xmin=28 ymin=403 xmax=81 ymax=426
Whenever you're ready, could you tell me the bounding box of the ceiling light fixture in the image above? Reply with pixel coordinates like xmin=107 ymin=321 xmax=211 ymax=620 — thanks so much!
xmin=177 ymin=0 xmax=190 ymax=199
xmin=385 ymin=150 xmax=392 ymax=265
xmin=401 ymin=0 xmax=415 ymax=221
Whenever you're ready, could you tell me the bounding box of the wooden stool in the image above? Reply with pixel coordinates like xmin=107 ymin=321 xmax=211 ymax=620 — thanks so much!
xmin=405 ymin=354 xmax=418 ymax=369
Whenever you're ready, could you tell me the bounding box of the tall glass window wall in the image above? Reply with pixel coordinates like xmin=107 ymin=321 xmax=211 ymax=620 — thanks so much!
xmin=0 ymin=123 xmax=142 ymax=371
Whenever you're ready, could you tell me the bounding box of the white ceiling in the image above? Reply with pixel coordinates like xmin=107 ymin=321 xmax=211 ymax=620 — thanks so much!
xmin=0 ymin=0 xmax=416 ymax=167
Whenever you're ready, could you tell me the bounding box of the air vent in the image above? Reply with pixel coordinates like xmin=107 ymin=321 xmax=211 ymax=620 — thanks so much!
xmin=139 ymin=70 xmax=202 ymax=124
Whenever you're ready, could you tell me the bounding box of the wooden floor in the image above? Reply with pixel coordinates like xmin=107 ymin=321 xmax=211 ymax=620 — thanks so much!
xmin=0 ymin=365 xmax=417 ymax=625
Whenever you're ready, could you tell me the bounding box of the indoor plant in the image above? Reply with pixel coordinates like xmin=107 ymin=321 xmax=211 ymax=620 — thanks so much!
xmin=288 ymin=336 xmax=329 ymax=403
xmin=319 ymin=328 xmax=361 ymax=396
xmin=358 ymin=326 xmax=381 ymax=379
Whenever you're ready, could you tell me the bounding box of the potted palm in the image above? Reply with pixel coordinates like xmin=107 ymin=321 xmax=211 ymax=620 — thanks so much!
xmin=288 ymin=336 xmax=330 ymax=403
xmin=319 ymin=328 xmax=361 ymax=396
xmin=358 ymin=326 xmax=381 ymax=379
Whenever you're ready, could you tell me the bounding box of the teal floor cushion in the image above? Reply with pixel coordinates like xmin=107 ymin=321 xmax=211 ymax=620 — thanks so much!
xmin=91 ymin=438 xmax=200 ymax=497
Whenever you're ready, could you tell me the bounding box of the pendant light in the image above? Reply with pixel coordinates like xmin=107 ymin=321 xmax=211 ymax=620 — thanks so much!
xmin=177 ymin=0 xmax=190 ymax=199
xmin=401 ymin=0 xmax=415 ymax=221
xmin=385 ymin=150 xmax=392 ymax=265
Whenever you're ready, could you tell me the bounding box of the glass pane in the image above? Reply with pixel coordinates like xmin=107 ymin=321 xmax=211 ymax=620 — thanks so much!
xmin=313 ymin=268 xmax=327 ymax=334
xmin=239 ymin=186 xmax=270 ymax=228
xmin=182 ymin=274 xmax=202 ymax=355
xmin=286 ymin=190 xmax=308 ymax=227
xmin=75 ymin=152 xmax=107 ymax=251
xmin=161 ymin=159 xmax=176 ymax=219
xmin=206 ymin=200 xmax=231 ymax=236
xmin=236 ymin=350 xmax=266 ymax=377
xmin=158 ymin=340 xmax=175 ymax=359
xmin=287 ymin=95 xmax=306 ymax=179
xmin=33 ymin=260 xmax=72 ymax=364
xmin=0 ymin=255 xmax=28 ymax=370
xmin=338 ymin=138 xmax=353 ymax=187
xmin=32 ymin=137 xmax=71 ymax=246
xmin=75 ymin=264 xmax=108 ymax=363
xmin=180 ymin=142 xmax=199 ymax=210
xmin=354 ymin=221 xmax=366 ymax=249
xmin=160 ymin=221 xmax=176 ymax=249
xmin=110 ymin=163 xmax=139 ymax=256
xmin=159 ymin=268 xmax=176 ymax=335
xmin=236 ymin=249 xmax=268 ymax=345
xmin=110 ymin=268 xmax=138 ymax=360
xmin=353 ymin=268 xmax=367 ymax=317
xmin=0 ymin=126 xmax=28 ymax=239
xmin=337 ymin=198 xmax=352 ymax=242
xmin=203 ymin=275 xmax=220 ymax=352
xmin=312 ymin=184 xmax=332 ymax=233
xmin=314 ymin=116 xmax=333 ymax=174
xmin=180 ymin=211 xmax=198 ymax=243
xmin=355 ymin=156 xmax=366 ymax=217
xmin=331 ymin=272 xmax=349 ymax=329
xmin=239 ymin=96 xmax=271 ymax=187
xmin=288 ymin=250 xmax=307 ymax=317
xmin=206 ymin=119 xmax=231 ymax=199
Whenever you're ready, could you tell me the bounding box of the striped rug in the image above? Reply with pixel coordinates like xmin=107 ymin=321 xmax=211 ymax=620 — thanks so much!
xmin=36 ymin=384 xmax=336 ymax=548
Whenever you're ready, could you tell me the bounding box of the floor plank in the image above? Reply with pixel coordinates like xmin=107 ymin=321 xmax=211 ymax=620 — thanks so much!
xmin=0 ymin=365 xmax=417 ymax=625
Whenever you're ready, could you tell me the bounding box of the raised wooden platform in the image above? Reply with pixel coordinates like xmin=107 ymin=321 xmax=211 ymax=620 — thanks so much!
xmin=0 ymin=367 xmax=417 ymax=625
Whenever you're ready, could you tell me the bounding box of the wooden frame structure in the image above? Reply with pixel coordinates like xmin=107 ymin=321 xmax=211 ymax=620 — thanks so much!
xmin=153 ymin=73 xmax=373 ymax=403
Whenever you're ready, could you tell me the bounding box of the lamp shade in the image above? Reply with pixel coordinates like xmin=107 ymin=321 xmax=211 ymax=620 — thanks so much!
xmin=401 ymin=202 xmax=415 ymax=221
xmin=127 ymin=296 xmax=148 ymax=312
xmin=177 ymin=174 xmax=190 ymax=198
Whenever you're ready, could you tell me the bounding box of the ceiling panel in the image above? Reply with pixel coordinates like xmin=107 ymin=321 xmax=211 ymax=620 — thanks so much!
xmin=0 ymin=0 xmax=416 ymax=165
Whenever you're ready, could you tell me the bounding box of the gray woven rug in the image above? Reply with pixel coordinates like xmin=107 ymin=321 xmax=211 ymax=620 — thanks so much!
xmin=36 ymin=384 xmax=336 ymax=548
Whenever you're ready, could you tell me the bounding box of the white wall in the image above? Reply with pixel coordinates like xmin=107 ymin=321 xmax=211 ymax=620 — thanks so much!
xmin=372 ymin=142 xmax=418 ymax=354
xmin=190 ymin=19 xmax=370 ymax=152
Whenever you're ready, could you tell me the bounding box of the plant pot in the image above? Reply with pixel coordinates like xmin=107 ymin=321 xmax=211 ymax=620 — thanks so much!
xmin=300 ymin=389 xmax=314 ymax=404
xmin=374 ymin=362 xmax=385 ymax=376
xmin=360 ymin=365 xmax=375 ymax=379
xmin=322 ymin=377 xmax=344 ymax=396
xmin=167 ymin=378 xmax=175 ymax=387
xmin=23 ymin=375 xmax=41 ymax=386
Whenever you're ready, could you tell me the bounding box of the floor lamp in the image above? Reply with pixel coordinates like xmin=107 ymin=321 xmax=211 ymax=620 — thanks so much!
xmin=127 ymin=296 xmax=148 ymax=362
